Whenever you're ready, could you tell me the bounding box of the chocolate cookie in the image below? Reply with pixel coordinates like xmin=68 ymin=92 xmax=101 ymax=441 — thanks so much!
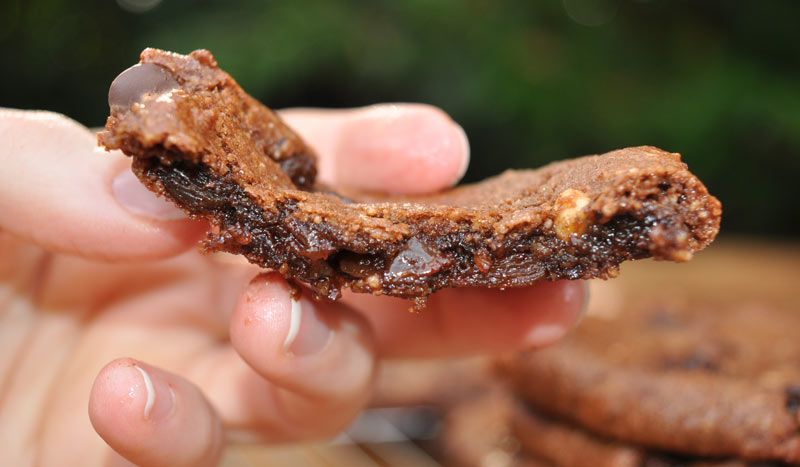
xmin=512 ymin=403 xmax=789 ymax=467
xmin=99 ymin=49 xmax=721 ymax=301
xmin=499 ymin=301 xmax=800 ymax=463
xmin=440 ymin=390 xmax=790 ymax=467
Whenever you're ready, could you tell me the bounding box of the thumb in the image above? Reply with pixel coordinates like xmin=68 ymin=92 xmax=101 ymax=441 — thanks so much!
xmin=0 ymin=109 xmax=203 ymax=260
xmin=89 ymin=359 xmax=224 ymax=467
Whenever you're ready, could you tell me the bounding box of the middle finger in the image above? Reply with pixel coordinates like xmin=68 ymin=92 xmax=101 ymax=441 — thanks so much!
xmin=344 ymin=281 xmax=588 ymax=358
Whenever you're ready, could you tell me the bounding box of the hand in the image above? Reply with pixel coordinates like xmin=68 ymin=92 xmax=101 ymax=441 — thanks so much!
xmin=0 ymin=105 xmax=586 ymax=466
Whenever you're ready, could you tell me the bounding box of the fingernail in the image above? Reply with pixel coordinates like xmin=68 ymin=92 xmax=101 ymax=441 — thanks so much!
xmin=283 ymin=296 xmax=333 ymax=357
xmin=112 ymin=169 xmax=186 ymax=221
xmin=525 ymin=323 xmax=568 ymax=347
xmin=523 ymin=281 xmax=588 ymax=348
xmin=132 ymin=363 xmax=175 ymax=421
xmin=454 ymin=122 xmax=470 ymax=181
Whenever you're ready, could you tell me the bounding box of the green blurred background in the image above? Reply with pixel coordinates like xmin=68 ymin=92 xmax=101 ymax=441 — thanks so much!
xmin=2 ymin=0 xmax=798 ymax=237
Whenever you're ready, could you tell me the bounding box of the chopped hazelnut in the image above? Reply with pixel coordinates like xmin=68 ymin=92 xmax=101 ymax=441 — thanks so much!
xmin=670 ymin=250 xmax=693 ymax=262
xmin=553 ymin=188 xmax=591 ymax=241
xmin=366 ymin=274 xmax=381 ymax=289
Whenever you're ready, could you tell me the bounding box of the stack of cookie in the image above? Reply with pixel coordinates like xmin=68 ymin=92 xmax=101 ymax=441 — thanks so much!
xmin=498 ymin=298 xmax=800 ymax=466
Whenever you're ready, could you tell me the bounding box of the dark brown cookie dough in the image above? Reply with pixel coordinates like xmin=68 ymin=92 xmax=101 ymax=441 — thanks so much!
xmin=499 ymin=301 xmax=800 ymax=463
xmin=99 ymin=48 xmax=721 ymax=301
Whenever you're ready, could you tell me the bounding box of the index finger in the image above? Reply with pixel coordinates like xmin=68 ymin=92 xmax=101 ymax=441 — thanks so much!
xmin=280 ymin=103 xmax=470 ymax=194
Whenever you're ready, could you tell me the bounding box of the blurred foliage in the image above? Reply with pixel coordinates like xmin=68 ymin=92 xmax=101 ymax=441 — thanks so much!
xmin=2 ymin=0 xmax=799 ymax=236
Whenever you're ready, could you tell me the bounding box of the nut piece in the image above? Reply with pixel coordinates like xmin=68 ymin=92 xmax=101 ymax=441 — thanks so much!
xmin=388 ymin=237 xmax=450 ymax=278
xmin=553 ymin=188 xmax=591 ymax=241
xmin=366 ymin=274 xmax=381 ymax=289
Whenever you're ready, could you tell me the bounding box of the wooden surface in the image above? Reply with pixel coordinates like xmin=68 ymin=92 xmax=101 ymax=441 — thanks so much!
xmin=221 ymin=237 xmax=800 ymax=466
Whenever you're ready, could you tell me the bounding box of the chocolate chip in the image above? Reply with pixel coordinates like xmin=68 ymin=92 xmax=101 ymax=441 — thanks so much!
xmin=389 ymin=238 xmax=450 ymax=278
xmin=786 ymin=385 xmax=800 ymax=414
xmin=108 ymin=63 xmax=179 ymax=108
xmin=642 ymin=454 xmax=691 ymax=467
xmin=678 ymin=352 xmax=719 ymax=371
xmin=662 ymin=350 xmax=720 ymax=372
xmin=279 ymin=153 xmax=317 ymax=190
xmin=337 ymin=252 xmax=383 ymax=278
xmin=646 ymin=306 xmax=682 ymax=329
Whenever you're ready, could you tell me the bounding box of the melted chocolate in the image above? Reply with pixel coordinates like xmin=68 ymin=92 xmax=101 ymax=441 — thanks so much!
xmin=108 ymin=63 xmax=179 ymax=108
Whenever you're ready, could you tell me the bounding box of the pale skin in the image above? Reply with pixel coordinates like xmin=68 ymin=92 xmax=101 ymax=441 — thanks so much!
xmin=0 ymin=105 xmax=587 ymax=466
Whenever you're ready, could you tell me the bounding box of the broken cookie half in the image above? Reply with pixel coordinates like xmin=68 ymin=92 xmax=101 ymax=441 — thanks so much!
xmin=99 ymin=49 xmax=722 ymax=302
